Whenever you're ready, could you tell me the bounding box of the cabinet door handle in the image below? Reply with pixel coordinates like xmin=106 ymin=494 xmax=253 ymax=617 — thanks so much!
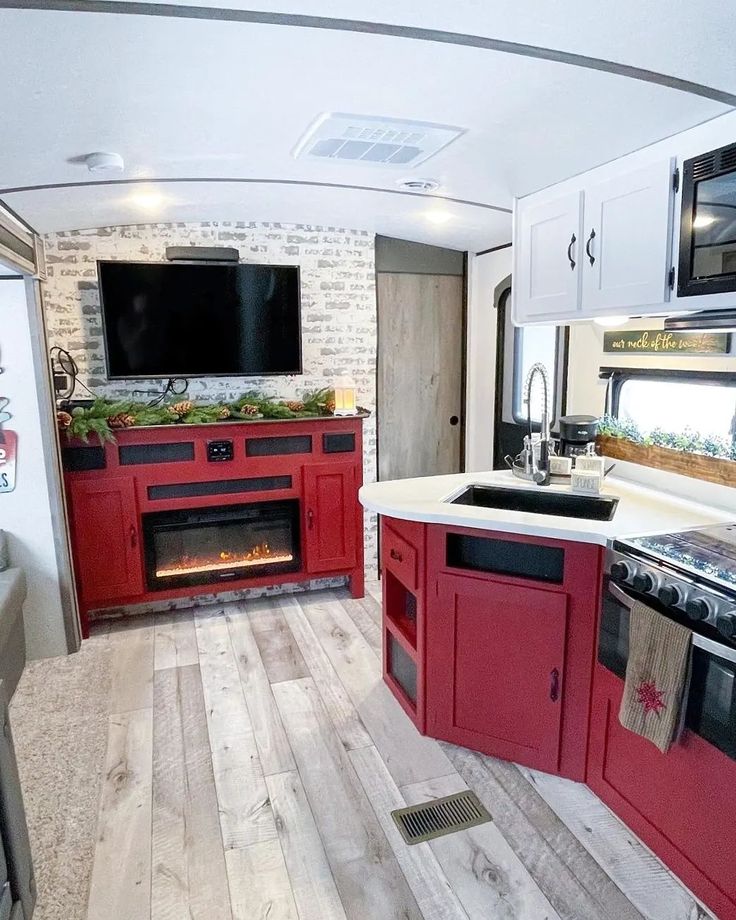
xmin=307 ymin=509 xmax=314 ymax=530
xmin=129 ymin=524 xmax=138 ymax=548
xmin=585 ymin=228 xmax=596 ymax=266
xmin=566 ymin=233 xmax=576 ymax=270
xmin=390 ymin=548 xmax=403 ymax=563
xmin=549 ymin=667 xmax=560 ymax=702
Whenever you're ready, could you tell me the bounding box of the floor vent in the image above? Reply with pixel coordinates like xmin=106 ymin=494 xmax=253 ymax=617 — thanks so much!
xmin=391 ymin=791 xmax=491 ymax=845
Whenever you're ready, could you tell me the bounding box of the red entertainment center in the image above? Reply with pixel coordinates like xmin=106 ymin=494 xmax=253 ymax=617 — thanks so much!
xmin=62 ymin=415 xmax=366 ymax=637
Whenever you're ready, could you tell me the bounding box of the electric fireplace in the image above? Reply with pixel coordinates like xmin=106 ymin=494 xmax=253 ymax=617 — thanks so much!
xmin=142 ymin=500 xmax=300 ymax=591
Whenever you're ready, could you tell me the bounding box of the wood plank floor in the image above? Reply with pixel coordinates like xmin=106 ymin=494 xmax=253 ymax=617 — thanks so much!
xmin=82 ymin=585 xmax=715 ymax=920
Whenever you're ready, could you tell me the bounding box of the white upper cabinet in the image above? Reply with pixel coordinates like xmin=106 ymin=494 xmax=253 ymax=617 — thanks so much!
xmin=581 ymin=160 xmax=674 ymax=313
xmin=513 ymin=191 xmax=583 ymax=322
xmin=512 ymin=159 xmax=676 ymax=325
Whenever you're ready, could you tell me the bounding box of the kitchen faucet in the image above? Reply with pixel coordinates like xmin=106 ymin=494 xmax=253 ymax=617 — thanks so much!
xmin=524 ymin=362 xmax=551 ymax=486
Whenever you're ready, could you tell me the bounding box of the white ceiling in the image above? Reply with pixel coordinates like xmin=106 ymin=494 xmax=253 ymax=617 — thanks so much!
xmin=1 ymin=1 xmax=735 ymax=249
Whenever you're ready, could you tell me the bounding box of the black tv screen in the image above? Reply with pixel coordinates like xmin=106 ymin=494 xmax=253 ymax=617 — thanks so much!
xmin=98 ymin=260 xmax=302 ymax=379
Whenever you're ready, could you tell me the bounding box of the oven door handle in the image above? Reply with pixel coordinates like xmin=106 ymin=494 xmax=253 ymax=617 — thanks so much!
xmin=609 ymin=581 xmax=736 ymax=664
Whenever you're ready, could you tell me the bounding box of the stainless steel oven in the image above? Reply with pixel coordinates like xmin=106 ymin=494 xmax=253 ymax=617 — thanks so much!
xmin=678 ymin=140 xmax=736 ymax=297
xmin=600 ymin=546 xmax=736 ymax=760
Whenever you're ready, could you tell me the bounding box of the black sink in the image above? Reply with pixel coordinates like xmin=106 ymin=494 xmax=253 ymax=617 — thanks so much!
xmin=448 ymin=485 xmax=619 ymax=521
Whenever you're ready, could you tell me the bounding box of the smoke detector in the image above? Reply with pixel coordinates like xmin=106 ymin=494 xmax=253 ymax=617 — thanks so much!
xmin=85 ymin=152 xmax=125 ymax=174
xmin=294 ymin=114 xmax=464 ymax=168
xmin=397 ymin=178 xmax=440 ymax=192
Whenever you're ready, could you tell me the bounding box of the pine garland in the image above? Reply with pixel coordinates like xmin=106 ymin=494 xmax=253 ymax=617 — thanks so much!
xmin=63 ymin=389 xmax=342 ymax=444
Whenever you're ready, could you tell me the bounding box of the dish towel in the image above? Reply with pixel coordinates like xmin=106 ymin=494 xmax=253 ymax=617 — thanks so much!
xmin=618 ymin=600 xmax=692 ymax=753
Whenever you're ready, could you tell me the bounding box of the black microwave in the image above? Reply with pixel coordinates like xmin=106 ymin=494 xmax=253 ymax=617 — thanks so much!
xmin=678 ymin=141 xmax=736 ymax=297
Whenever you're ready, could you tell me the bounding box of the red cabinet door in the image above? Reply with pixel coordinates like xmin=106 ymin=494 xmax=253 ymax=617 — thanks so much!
xmin=427 ymin=572 xmax=568 ymax=773
xmin=303 ymin=462 xmax=357 ymax=573
xmin=69 ymin=476 xmax=144 ymax=603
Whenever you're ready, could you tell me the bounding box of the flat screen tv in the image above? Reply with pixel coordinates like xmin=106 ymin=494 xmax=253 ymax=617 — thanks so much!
xmin=98 ymin=260 xmax=302 ymax=379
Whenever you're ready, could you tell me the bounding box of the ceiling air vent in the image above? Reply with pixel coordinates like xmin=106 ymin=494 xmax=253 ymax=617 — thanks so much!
xmin=294 ymin=114 xmax=464 ymax=168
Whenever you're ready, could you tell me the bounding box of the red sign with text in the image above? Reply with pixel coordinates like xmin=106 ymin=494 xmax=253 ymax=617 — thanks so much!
xmin=0 ymin=430 xmax=17 ymax=493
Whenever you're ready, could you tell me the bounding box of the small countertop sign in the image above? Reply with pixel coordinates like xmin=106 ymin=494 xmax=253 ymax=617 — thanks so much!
xmin=359 ymin=470 xmax=732 ymax=547
xmin=603 ymin=329 xmax=731 ymax=355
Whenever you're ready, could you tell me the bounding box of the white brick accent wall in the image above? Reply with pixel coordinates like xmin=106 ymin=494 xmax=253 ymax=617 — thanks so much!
xmin=42 ymin=221 xmax=378 ymax=586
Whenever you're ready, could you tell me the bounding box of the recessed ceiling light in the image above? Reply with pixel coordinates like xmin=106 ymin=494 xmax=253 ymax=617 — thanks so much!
xmin=693 ymin=214 xmax=716 ymax=229
xmin=398 ymin=178 xmax=440 ymax=192
xmin=85 ymin=152 xmax=125 ymax=173
xmin=424 ymin=208 xmax=453 ymax=225
xmin=126 ymin=187 xmax=167 ymax=212
xmin=593 ymin=315 xmax=630 ymax=327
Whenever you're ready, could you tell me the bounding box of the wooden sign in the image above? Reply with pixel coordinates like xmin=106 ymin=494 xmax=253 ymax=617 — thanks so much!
xmin=0 ymin=430 xmax=17 ymax=493
xmin=603 ymin=330 xmax=731 ymax=356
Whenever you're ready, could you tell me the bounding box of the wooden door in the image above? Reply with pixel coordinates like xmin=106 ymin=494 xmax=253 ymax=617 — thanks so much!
xmin=377 ymin=272 xmax=464 ymax=481
xmin=68 ymin=476 xmax=143 ymax=603
xmin=512 ymin=190 xmax=583 ymax=322
xmin=427 ymin=572 xmax=568 ymax=773
xmin=581 ymin=159 xmax=674 ymax=311
xmin=303 ymin=462 xmax=357 ymax=573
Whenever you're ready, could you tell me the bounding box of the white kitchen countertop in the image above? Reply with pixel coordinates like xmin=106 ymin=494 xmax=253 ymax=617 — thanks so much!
xmin=359 ymin=470 xmax=734 ymax=546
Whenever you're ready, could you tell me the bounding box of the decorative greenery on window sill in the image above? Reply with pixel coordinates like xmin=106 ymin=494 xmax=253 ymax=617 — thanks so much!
xmin=598 ymin=414 xmax=736 ymax=462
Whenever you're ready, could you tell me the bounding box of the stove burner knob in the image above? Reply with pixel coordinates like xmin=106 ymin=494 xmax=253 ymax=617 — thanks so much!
xmin=685 ymin=597 xmax=713 ymax=621
xmin=716 ymin=614 xmax=736 ymax=640
xmin=658 ymin=583 xmax=685 ymax=608
xmin=610 ymin=561 xmax=635 ymax=585
xmin=632 ymin=571 xmax=656 ymax=594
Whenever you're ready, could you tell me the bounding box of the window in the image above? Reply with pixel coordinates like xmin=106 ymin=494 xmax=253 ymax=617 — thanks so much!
xmin=512 ymin=325 xmax=560 ymax=425
xmin=607 ymin=369 xmax=736 ymax=448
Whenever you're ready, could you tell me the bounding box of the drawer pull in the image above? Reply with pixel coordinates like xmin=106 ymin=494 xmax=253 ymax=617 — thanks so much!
xmin=390 ymin=548 xmax=403 ymax=562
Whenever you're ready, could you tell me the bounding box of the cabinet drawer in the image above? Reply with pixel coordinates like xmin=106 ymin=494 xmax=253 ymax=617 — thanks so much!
xmin=383 ymin=526 xmax=418 ymax=591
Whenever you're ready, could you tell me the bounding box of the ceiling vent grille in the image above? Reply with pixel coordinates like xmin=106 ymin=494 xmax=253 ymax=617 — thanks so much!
xmin=294 ymin=114 xmax=464 ymax=168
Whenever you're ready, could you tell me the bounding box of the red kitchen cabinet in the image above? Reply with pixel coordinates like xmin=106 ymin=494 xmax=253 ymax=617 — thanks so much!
xmin=588 ymin=664 xmax=736 ymax=920
xmin=303 ymin=462 xmax=357 ymax=573
xmin=68 ymin=476 xmax=144 ymax=604
xmin=380 ymin=518 xmax=426 ymax=731
xmin=423 ymin=524 xmax=603 ymax=780
xmin=427 ymin=572 xmax=568 ymax=773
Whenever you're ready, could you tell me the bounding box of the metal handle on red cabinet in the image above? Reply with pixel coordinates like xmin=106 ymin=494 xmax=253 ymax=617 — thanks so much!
xmin=307 ymin=509 xmax=314 ymax=530
xmin=129 ymin=524 xmax=138 ymax=548
xmin=566 ymin=233 xmax=576 ymax=270
xmin=390 ymin=548 xmax=403 ymax=562
xmin=585 ymin=228 xmax=596 ymax=266
xmin=549 ymin=667 xmax=560 ymax=702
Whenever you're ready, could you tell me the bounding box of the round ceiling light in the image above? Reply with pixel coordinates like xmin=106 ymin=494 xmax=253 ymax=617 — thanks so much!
xmin=398 ymin=178 xmax=440 ymax=192
xmin=85 ymin=152 xmax=125 ymax=174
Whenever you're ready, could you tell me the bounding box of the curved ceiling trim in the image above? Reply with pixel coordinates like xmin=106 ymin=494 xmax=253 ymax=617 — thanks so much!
xmin=2 ymin=0 xmax=736 ymax=106
xmin=0 ymin=176 xmax=514 ymax=214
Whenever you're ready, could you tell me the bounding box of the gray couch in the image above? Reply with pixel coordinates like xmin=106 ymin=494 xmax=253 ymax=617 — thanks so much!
xmin=0 ymin=533 xmax=26 ymax=700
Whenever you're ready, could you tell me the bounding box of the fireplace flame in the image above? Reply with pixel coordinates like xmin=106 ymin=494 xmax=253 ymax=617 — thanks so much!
xmin=156 ymin=542 xmax=293 ymax=579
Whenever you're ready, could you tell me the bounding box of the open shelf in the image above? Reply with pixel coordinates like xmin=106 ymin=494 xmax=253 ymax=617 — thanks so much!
xmin=386 ymin=632 xmax=418 ymax=715
xmin=383 ymin=569 xmax=418 ymax=651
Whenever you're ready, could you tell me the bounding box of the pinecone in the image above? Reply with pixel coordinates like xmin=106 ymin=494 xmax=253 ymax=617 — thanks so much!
xmin=108 ymin=413 xmax=136 ymax=429
xmin=57 ymin=410 xmax=72 ymax=431
xmin=217 ymin=406 xmax=230 ymax=420
xmin=324 ymin=400 xmax=336 ymax=415
xmin=284 ymin=400 xmax=304 ymax=413
xmin=169 ymin=400 xmax=194 ymax=417
xmin=239 ymin=403 xmax=260 ymax=416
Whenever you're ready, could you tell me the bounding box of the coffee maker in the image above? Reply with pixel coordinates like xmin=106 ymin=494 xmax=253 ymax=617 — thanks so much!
xmin=558 ymin=415 xmax=598 ymax=458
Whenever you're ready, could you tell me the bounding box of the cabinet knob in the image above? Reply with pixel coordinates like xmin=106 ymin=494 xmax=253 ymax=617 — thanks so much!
xmin=307 ymin=508 xmax=314 ymax=530
xmin=129 ymin=524 xmax=138 ymax=548
xmin=390 ymin=548 xmax=403 ymax=562
xmin=549 ymin=667 xmax=560 ymax=702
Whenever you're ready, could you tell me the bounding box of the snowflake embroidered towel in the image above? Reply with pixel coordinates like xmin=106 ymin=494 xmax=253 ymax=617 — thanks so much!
xmin=618 ymin=600 xmax=692 ymax=753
